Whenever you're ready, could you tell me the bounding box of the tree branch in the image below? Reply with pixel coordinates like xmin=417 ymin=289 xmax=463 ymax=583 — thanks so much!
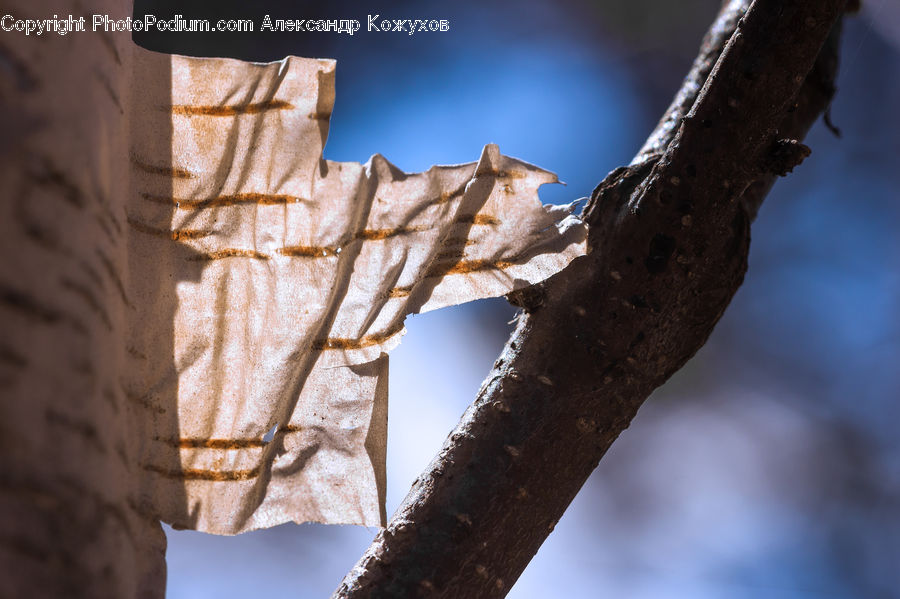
xmin=335 ymin=1 xmax=847 ymax=597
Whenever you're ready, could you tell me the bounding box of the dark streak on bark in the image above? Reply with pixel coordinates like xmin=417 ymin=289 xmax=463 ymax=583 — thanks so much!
xmin=335 ymin=0 xmax=847 ymax=597
xmin=0 ymin=39 xmax=38 ymax=92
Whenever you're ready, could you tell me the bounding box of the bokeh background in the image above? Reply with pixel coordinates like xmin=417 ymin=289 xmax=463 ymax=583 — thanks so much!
xmin=132 ymin=0 xmax=900 ymax=596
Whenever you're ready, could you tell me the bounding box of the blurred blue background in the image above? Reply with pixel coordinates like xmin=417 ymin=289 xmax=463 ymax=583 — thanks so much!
xmin=134 ymin=0 xmax=900 ymax=596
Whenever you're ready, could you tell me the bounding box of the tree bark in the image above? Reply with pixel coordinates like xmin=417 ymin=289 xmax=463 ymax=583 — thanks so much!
xmin=334 ymin=0 xmax=848 ymax=597
xmin=0 ymin=1 xmax=166 ymax=597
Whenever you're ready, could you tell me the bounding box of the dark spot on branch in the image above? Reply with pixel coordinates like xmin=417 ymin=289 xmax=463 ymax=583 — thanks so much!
xmin=645 ymin=234 xmax=676 ymax=274
xmin=628 ymin=295 xmax=648 ymax=309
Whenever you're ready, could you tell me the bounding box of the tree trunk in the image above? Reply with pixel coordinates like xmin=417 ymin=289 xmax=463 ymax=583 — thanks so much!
xmin=0 ymin=1 xmax=165 ymax=597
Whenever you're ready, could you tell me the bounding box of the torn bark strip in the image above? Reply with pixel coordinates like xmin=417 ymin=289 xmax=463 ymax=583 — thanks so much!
xmin=125 ymin=49 xmax=586 ymax=534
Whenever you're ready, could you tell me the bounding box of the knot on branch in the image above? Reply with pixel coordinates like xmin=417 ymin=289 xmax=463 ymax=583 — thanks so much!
xmin=763 ymin=138 xmax=811 ymax=176
xmin=582 ymin=158 xmax=658 ymax=235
